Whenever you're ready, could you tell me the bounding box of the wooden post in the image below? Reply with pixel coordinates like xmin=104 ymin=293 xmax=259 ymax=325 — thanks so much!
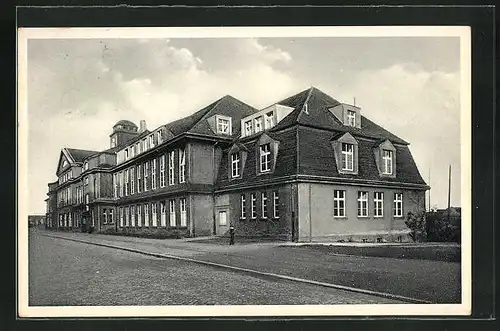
xmin=447 ymin=165 xmax=452 ymax=221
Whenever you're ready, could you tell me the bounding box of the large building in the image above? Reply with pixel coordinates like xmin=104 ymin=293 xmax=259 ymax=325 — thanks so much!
xmin=45 ymin=87 xmax=429 ymax=242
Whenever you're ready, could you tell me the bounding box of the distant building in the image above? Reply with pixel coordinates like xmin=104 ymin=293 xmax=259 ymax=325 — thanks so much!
xmin=28 ymin=215 xmax=45 ymax=227
xmin=45 ymin=87 xmax=428 ymax=242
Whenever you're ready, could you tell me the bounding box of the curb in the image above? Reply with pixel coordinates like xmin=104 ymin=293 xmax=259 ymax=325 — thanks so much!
xmin=40 ymin=233 xmax=433 ymax=304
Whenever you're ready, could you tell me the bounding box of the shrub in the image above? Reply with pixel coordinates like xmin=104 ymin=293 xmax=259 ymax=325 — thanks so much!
xmin=426 ymin=211 xmax=461 ymax=243
xmin=405 ymin=211 xmax=427 ymax=242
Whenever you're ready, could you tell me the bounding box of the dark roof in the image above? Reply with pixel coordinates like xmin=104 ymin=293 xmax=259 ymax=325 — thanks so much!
xmin=66 ymin=148 xmax=99 ymax=163
xmin=114 ymin=120 xmax=137 ymax=128
xmin=271 ymin=87 xmax=408 ymax=145
xmin=166 ymin=95 xmax=258 ymax=137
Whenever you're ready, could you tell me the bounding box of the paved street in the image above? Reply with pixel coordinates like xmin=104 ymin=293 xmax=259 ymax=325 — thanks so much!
xmin=29 ymin=230 xmax=401 ymax=306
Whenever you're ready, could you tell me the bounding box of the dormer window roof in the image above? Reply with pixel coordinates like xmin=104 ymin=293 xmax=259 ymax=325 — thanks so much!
xmin=329 ymin=103 xmax=362 ymax=129
xmin=240 ymin=104 xmax=293 ymax=138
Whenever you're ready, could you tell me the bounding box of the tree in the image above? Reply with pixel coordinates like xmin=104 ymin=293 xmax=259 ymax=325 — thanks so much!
xmin=405 ymin=211 xmax=427 ymax=242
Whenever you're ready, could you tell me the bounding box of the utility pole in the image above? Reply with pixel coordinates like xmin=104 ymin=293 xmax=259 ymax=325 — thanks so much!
xmin=428 ymin=168 xmax=431 ymax=211
xmin=353 ymin=97 xmax=356 ymax=106
xmin=447 ymin=165 xmax=452 ymax=221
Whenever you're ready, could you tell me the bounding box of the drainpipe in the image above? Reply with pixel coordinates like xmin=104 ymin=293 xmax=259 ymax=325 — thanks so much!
xmin=212 ymin=141 xmax=219 ymax=235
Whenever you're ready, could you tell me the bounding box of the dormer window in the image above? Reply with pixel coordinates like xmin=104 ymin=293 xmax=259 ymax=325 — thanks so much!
xmin=142 ymin=138 xmax=148 ymax=151
xmin=259 ymin=143 xmax=271 ymax=172
xmin=254 ymin=117 xmax=263 ymax=133
xmin=231 ymin=153 xmax=241 ymax=178
xmin=341 ymin=143 xmax=354 ymax=171
xmin=217 ymin=117 xmax=231 ymax=135
xmin=382 ymin=150 xmax=393 ymax=175
xmin=244 ymin=120 xmax=252 ymax=136
xmin=62 ymin=159 xmax=68 ymax=167
xmin=111 ymin=137 xmax=117 ymax=148
xmin=264 ymin=111 xmax=275 ymax=129
xmin=125 ymin=149 xmax=129 ymax=160
xmin=83 ymin=161 xmax=88 ymax=171
xmin=149 ymin=134 xmax=155 ymax=148
xmin=130 ymin=146 xmax=135 ymax=158
xmin=157 ymin=130 xmax=163 ymax=144
xmin=347 ymin=110 xmax=356 ymax=127
xmin=136 ymin=142 xmax=141 ymax=154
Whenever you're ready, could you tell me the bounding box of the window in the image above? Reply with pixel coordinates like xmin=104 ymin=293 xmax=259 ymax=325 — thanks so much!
xmin=179 ymin=149 xmax=186 ymax=183
xmin=261 ymin=192 xmax=268 ymax=218
xmin=347 ymin=110 xmax=356 ymax=127
xmin=169 ymin=200 xmax=176 ymax=227
xmin=240 ymin=194 xmax=246 ymax=219
xmin=251 ymin=193 xmax=256 ymax=219
xmin=130 ymin=146 xmax=135 ymax=158
xmin=130 ymin=205 xmax=135 ymax=227
xmin=259 ymin=143 xmax=271 ymax=172
xmin=85 ymin=176 xmax=89 ymax=185
xmin=160 ymin=201 xmax=166 ymax=227
xmin=103 ymin=208 xmax=107 ymax=224
xmin=231 ymin=153 xmax=240 ymax=178
xmin=357 ymin=191 xmax=368 ymax=217
xmin=136 ymin=142 xmax=141 ymax=154
xmin=157 ymin=130 xmax=163 ymax=144
xmin=159 ymin=155 xmax=166 ymax=188
xmin=394 ymin=193 xmax=403 ymax=217
xmin=144 ymin=162 xmax=149 ymax=191
xmin=149 ymin=134 xmax=155 ymax=148
xmin=333 ymin=190 xmax=346 ymax=217
xmin=125 ymin=206 xmax=129 ymax=226
xmin=83 ymin=161 xmax=88 ymax=171
xmin=137 ymin=205 xmax=142 ymax=227
xmin=152 ymin=159 xmax=157 ymax=190
xmin=265 ymin=112 xmax=275 ymax=129
xmin=382 ymin=150 xmax=393 ymax=175
xmin=124 ymin=169 xmax=129 ymax=196
xmin=130 ymin=167 xmax=135 ymax=194
xmin=109 ymin=210 xmax=114 ymax=224
xmin=125 ymin=149 xmax=129 ymax=160
xmin=168 ymin=151 xmax=175 ymax=185
xmin=111 ymin=137 xmax=116 ymax=148
xmin=151 ymin=202 xmax=157 ymax=227
xmin=273 ymin=191 xmax=279 ymax=218
xmin=244 ymin=120 xmax=252 ymax=136
xmin=143 ymin=138 xmax=148 ymax=151
xmin=118 ymin=172 xmax=123 ymax=197
xmin=217 ymin=117 xmax=230 ymax=134
xmin=136 ymin=165 xmax=142 ymax=193
xmin=144 ymin=203 xmax=149 ymax=226
xmin=374 ymin=192 xmax=384 ymax=217
xmin=341 ymin=143 xmax=354 ymax=171
xmin=119 ymin=207 xmax=124 ymax=227
xmin=254 ymin=116 xmax=263 ymax=133
xmin=180 ymin=198 xmax=187 ymax=227
xmin=219 ymin=211 xmax=227 ymax=226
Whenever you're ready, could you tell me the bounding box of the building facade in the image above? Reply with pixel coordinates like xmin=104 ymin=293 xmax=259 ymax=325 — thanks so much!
xmin=45 ymin=87 xmax=429 ymax=242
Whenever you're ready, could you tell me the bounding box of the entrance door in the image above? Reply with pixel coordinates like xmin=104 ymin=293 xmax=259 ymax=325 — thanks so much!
xmin=216 ymin=210 xmax=229 ymax=235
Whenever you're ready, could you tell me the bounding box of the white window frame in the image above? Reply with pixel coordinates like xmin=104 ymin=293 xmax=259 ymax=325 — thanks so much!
xmin=137 ymin=205 xmax=142 ymax=227
xmin=231 ymin=152 xmax=240 ymax=178
xmin=124 ymin=169 xmax=129 ymax=196
xmin=382 ymin=150 xmax=393 ymax=175
xmin=144 ymin=162 xmax=149 ymax=192
xmin=254 ymin=116 xmax=263 ymax=133
xmin=136 ymin=142 xmax=141 ymax=155
xmin=240 ymin=194 xmax=246 ymax=219
xmin=347 ymin=110 xmax=356 ymax=127
xmin=144 ymin=204 xmax=149 ymax=226
xmin=341 ymin=143 xmax=354 ymax=171
xmin=160 ymin=201 xmax=166 ymax=227
xmin=130 ymin=205 xmax=135 ymax=227
xmin=119 ymin=207 xmax=124 ymax=227
xmin=149 ymin=134 xmax=155 ymax=148
xmin=152 ymin=159 xmax=157 ymax=190
xmin=180 ymin=198 xmax=187 ymax=227
xmin=159 ymin=155 xmax=166 ymax=187
xmin=273 ymin=191 xmax=279 ymax=219
xmin=125 ymin=149 xmax=129 ymax=161
xmin=333 ymin=190 xmax=346 ymax=218
xmin=125 ymin=206 xmax=130 ymax=226
xmin=264 ymin=111 xmax=275 ymax=129
xmin=142 ymin=138 xmax=148 ymax=151
xmin=130 ymin=167 xmax=135 ymax=195
xmin=217 ymin=117 xmax=231 ymax=135
xmin=244 ymin=120 xmax=252 ymax=136
xmin=136 ymin=164 xmax=142 ymax=193
xmin=157 ymin=130 xmax=163 ymax=144
xmin=179 ymin=149 xmax=186 ymax=183
xmin=169 ymin=200 xmax=176 ymax=227
xmin=357 ymin=191 xmax=369 ymax=217
xmin=251 ymin=193 xmax=256 ymax=219
xmin=151 ymin=202 xmax=157 ymax=227
xmin=119 ymin=172 xmax=123 ymax=197
xmin=394 ymin=193 xmax=403 ymax=217
xmin=260 ymin=143 xmax=271 ymax=172
xmin=374 ymin=192 xmax=384 ymax=217
xmin=109 ymin=209 xmax=114 ymax=224
xmin=168 ymin=151 xmax=175 ymax=185
xmin=261 ymin=192 xmax=268 ymax=219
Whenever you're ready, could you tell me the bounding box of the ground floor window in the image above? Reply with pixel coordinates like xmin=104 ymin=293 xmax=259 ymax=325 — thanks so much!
xmin=180 ymin=198 xmax=187 ymax=227
xmin=137 ymin=205 xmax=142 ymax=227
xmin=393 ymin=193 xmax=403 ymax=217
xmin=131 ymin=205 xmax=136 ymax=227
xmin=251 ymin=193 xmax=256 ymax=219
xmin=169 ymin=200 xmax=176 ymax=227
xmin=374 ymin=192 xmax=384 ymax=217
xmin=103 ymin=208 xmax=107 ymax=224
xmin=144 ymin=204 xmax=149 ymax=226
xmin=152 ymin=202 xmax=157 ymax=227
xmin=357 ymin=191 xmax=368 ymax=217
xmin=160 ymin=201 xmax=166 ymax=227
xmin=261 ymin=192 xmax=268 ymax=218
xmin=273 ymin=191 xmax=279 ymax=218
xmin=333 ymin=190 xmax=345 ymax=217
xmin=119 ymin=207 xmax=124 ymax=227
xmin=240 ymin=194 xmax=246 ymax=219
xmin=219 ymin=210 xmax=227 ymax=226
xmin=125 ymin=206 xmax=129 ymax=226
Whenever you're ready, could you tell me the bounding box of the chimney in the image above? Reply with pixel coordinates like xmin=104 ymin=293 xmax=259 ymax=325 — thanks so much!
xmin=139 ymin=120 xmax=147 ymax=133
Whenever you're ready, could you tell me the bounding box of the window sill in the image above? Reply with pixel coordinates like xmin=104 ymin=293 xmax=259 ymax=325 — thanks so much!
xmin=357 ymin=216 xmax=369 ymax=219
xmin=374 ymin=216 xmax=384 ymax=219
xmin=333 ymin=216 xmax=348 ymax=220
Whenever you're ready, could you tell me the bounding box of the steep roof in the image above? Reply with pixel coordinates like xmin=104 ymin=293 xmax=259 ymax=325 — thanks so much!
xmin=65 ymin=148 xmax=99 ymax=163
xmin=165 ymin=95 xmax=258 ymax=137
xmin=271 ymin=87 xmax=408 ymax=145
xmin=114 ymin=120 xmax=137 ymax=128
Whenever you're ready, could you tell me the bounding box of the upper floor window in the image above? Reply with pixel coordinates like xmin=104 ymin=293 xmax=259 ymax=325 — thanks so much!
xmin=231 ymin=153 xmax=240 ymax=178
xmin=125 ymin=149 xmax=129 ymax=160
xmin=347 ymin=110 xmax=356 ymax=127
xmin=168 ymin=151 xmax=175 ymax=185
xmin=111 ymin=137 xmax=117 ymax=148
xmin=374 ymin=192 xmax=384 ymax=217
xmin=244 ymin=120 xmax=252 ymax=136
xmin=144 ymin=162 xmax=149 ymax=192
xmin=254 ymin=116 xmax=263 ymax=133
xmin=84 ymin=176 xmax=89 ymax=185
xmin=157 ymin=130 xmax=163 ymax=144
xmin=149 ymin=134 xmax=155 ymax=148
xmin=264 ymin=112 xmax=275 ymax=129
xmin=136 ymin=164 xmax=142 ymax=193
xmin=393 ymin=193 xmax=403 ymax=217
xmin=217 ymin=117 xmax=231 ymax=135
xmin=382 ymin=150 xmax=393 ymax=175
xmin=357 ymin=191 xmax=368 ymax=217
xmin=142 ymin=138 xmax=148 ymax=152
xmin=130 ymin=167 xmax=135 ymax=195
xmin=159 ymin=155 xmax=166 ymax=188
xmin=179 ymin=149 xmax=186 ymax=183
xmin=83 ymin=161 xmax=88 ymax=171
xmin=259 ymin=143 xmax=271 ymax=173
xmin=333 ymin=190 xmax=346 ymax=218
xmin=151 ymin=159 xmax=157 ymax=190
xmin=341 ymin=143 xmax=354 ymax=171
xmin=136 ymin=142 xmax=141 ymax=154
xmin=130 ymin=146 xmax=135 ymax=158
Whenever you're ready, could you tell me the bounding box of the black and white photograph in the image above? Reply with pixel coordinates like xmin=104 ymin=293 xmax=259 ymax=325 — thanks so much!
xmin=17 ymin=26 xmax=471 ymax=317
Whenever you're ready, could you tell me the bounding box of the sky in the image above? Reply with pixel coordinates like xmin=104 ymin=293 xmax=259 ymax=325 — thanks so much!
xmin=26 ymin=35 xmax=462 ymax=214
